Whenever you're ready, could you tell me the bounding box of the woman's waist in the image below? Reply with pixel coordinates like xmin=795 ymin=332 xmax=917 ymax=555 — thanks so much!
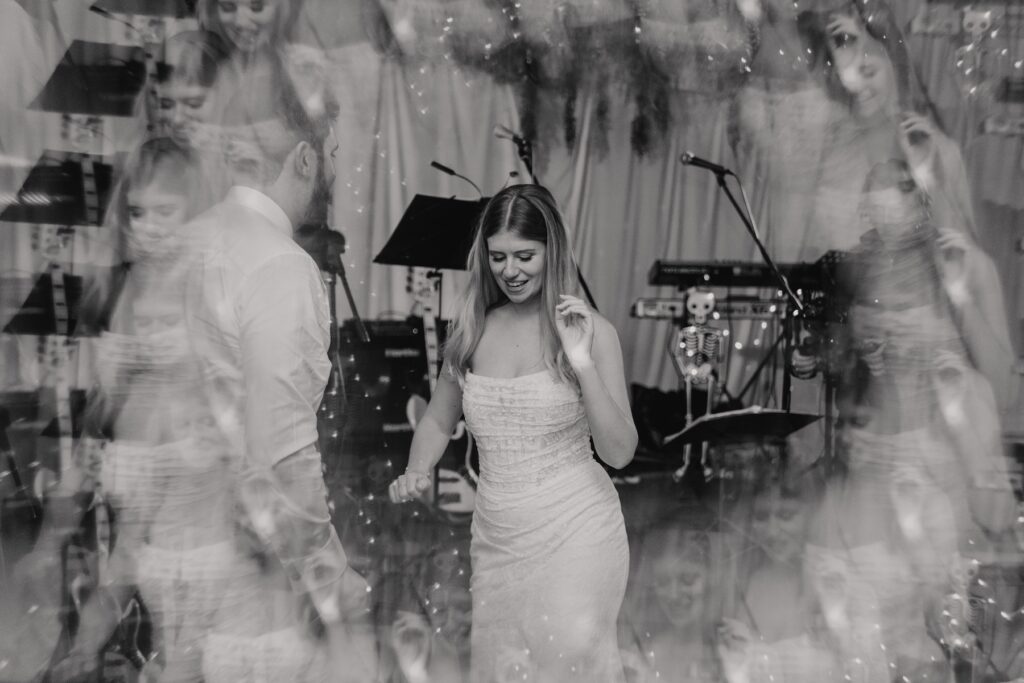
xmin=475 ymin=440 xmax=595 ymax=492
xmin=137 ymin=537 xmax=256 ymax=580
xmin=475 ymin=457 xmax=616 ymax=506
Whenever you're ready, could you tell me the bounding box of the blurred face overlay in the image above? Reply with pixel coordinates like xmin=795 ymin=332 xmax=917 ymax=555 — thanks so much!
xmin=860 ymin=164 xmax=929 ymax=240
xmin=752 ymin=490 xmax=809 ymax=564
xmin=157 ymin=82 xmax=214 ymax=147
xmin=829 ymin=14 xmax=896 ymax=119
xmin=649 ymin=532 xmax=709 ymax=629
xmin=126 ymin=168 xmax=190 ymax=261
xmin=425 ymin=580 xmax=473 ymax=651
xmin=216 ymin=0 xmax=279 ymax=53
xmin=486 ymin=231 xmax=547 ymax=304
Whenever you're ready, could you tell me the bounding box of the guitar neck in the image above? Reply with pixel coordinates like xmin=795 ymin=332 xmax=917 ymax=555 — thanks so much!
xmin=422 ymin=310 xmax=439 ymax=395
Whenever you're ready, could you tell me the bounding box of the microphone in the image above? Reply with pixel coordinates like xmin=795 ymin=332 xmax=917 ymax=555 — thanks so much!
xmin=679 ymin=151 xmax=733 ymax=176
xmin=430 ymin=159 xmax=483 ymax=198
xmin=494 ymin=123 xmax=537 ymax=185
xmin=493 ymin=124 xmax=520 ymax=142
xmin=430 ymin=161 xmax=456 ymax=176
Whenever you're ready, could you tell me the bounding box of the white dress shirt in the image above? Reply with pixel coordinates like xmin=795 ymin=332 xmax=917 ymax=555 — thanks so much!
xmin=184 ymin=185 xmax=331 ymax=470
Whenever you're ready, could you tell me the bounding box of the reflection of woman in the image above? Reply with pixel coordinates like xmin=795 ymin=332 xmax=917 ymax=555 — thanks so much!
xmin=198 ymin=0 xmax=296 ymax=60
xmin=197 ymin=0 xmax=301 ymax=123
xmin=619 ymin=518 xmax=719 ymax=683
xmin=57 ymin=138 xmax=240 ymax=682
xmin=382 ymin=546 xmax=472 ymax=683
xmin=807 ymin=159 xmax=1016 ymax=682
xmin=797 ymin=2 xmax=976 ymax=256
xmin=153 ymin=30 xmax=229 ymax=149
xmin=717 ymin=466 xmax=835 ymax=683
xmin=389 ymin=185 xmax=636 ymax=682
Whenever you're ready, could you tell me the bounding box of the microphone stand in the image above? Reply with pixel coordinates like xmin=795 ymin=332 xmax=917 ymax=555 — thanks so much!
xmin=296 ymin=223 xmax=371 ymax=465
xmin=504 ymin=130 xmax=600 ymax=312
xmin=709 ymin=169 xmax=805 ymax=412
xmin=513 ymin=136 xmax=539 ymax=186
xmin=713 ymin=171 xmax=804 ymax=316
xmin=299 ymin=225 xmax=371 ymax=344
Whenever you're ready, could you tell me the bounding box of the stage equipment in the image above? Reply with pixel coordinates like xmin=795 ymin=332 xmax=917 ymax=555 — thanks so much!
xmin=644 ymin=154 xmax=829 ymax=476
xmin=91 ymin=0 xmax=196 ymax=17
xmin=494 ymin=124 xmax=536 ymax=185
xmin=295 ymin=222 xmax=370 ymax=485
xmin=30 ymin=41 xmax=148 ymax=117
xmin=1 ymin=152 xmax=114 ymax=227
xmin=677 ymin=151 xmax=804 ymax=314
xmin=374 ymin=189 xmax=488 ymax=509
xmin=375 ymin=194 xmax=487 ymax=273
xmin=2 ymin=151 xmax=111 ymax=522
xmin=632 ymin=294 xmax=786 ymax=322
xmin=430 ymin=160 xmax=483 ymax=198
xmin=662 ymin=406 xmax=820 ymax=448
xmin=660 ymin=288 xmax=725 ymax=481
xmin=648 ymin=258 xmax=830 ymax=291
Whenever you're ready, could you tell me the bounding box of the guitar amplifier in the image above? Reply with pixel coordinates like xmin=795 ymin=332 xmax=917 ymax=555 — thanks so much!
xmin=333 ymin=318 xmax=477 ymax=497
xmin=332 ymin=319 xmax=430 ymax=494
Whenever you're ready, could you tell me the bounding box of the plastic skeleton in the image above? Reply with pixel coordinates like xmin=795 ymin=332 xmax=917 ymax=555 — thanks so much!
xmin=669 ymin=289 xmax=723 ymax=481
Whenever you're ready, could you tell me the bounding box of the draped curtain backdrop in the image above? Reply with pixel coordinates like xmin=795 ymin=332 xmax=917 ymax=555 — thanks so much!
xmin=349 ymin=63 xmax=761 ymax=393
xmin=1 ymin=0 xmax=1021 ymax=402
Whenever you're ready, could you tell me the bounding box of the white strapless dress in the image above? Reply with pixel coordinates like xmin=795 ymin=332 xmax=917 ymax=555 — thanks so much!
xmin=462 ymin=370 xmax=629 ymax=683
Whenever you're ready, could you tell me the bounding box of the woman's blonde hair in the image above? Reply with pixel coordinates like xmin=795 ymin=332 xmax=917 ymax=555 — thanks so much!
xmin=443 ymin=184 xmax=581 ymax=387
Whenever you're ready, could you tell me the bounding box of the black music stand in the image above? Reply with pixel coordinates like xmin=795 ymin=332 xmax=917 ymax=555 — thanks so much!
xmin=662 ymin=406 xmax=820 ymax=448
xmin=375 ymin=194 xmax=489 ymax=318
xmin=2 ymin=273 xmax=88 ymax=337
xmin=0 ymin=152 xmax=114 ymax=227
xmin=92 ymin=0 xmax=195 ymax=16
xmin=29 ymin=41 xmax=147 ymax=117
xmin=375 ymin=195 xmax=488 ymax=272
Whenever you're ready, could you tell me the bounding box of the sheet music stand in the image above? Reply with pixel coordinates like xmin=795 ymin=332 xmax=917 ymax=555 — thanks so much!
xmin=374 ymin=194 xmax=488 ymax=272
xmin=2 ymin=273 xmax=88 ymax=337
xmin=662 ymin=406 xmax=820 ymax=448
xmin=92 ymin=0 xmax=196 ymax=17
xmin=29 ymin=41 xmax=147 ymax=117
xmin=0 ymin=152 xmax=114 ymax=227
xmin=375 ymin=194 xmax=489 ymax=318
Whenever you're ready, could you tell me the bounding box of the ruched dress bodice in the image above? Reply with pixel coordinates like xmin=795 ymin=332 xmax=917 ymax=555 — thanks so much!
xmin=461 ymin=370 xmax=629 ymax=683
xmin=462 ymin=370 xmax=592 ymax=491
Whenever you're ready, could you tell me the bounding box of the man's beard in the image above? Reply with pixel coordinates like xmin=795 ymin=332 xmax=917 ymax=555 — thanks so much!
xmin=303 ymin=156 xmax=333 ymax=226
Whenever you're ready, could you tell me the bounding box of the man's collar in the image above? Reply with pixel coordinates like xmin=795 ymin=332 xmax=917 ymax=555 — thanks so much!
xmin=225 ymin=186 xmax=292 ymax=235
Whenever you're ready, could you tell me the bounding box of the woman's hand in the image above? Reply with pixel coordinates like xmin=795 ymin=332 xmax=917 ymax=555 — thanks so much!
xmin=826 ymin=13 xmax=862 ymax=47
xmin=899 ymin=112 xmax=941 ymax=189
xmin=716 ymin=618 xmax=754 ymax=683
xmin=555 ymin=294 xmax=595 ymax=368
xmin=936 ymin=229 xmax=973 ymax=306
xmin=390 ymin=611 xmax=432 ymax=682
xmin=388 ymin=471 xmax=432 ymax=503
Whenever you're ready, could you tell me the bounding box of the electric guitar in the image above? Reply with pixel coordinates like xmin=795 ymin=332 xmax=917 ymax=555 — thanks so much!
xmin=405 ymin=267 xmax=477 ymax=517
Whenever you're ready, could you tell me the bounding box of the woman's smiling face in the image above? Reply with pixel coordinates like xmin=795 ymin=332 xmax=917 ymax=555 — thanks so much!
xmin=486 ymin=230 xmax=547 ymax=304
xmin=216 ymin=0 xmax=279 ymax=54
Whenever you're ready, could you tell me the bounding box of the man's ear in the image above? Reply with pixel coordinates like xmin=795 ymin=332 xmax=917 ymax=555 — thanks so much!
xmin=292 ymin=140 xmax=317 ymax=180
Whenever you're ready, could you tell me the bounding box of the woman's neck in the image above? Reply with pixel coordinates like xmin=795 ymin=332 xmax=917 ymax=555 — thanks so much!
xmin=502 ymin=295 xmax=543 ymax=317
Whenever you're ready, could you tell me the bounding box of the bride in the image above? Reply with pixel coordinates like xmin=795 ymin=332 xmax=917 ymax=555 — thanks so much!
xmin=389 ymin=184 xmax=637 ymax=682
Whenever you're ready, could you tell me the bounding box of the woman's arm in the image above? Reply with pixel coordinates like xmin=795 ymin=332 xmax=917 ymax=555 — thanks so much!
xmin=937 ymin=230 xmax=1018 ymax=412
xmin=556 ymin=296 xmax=638 ymax=469
xmin=390 ymin=363 xmax=464 ymax=502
